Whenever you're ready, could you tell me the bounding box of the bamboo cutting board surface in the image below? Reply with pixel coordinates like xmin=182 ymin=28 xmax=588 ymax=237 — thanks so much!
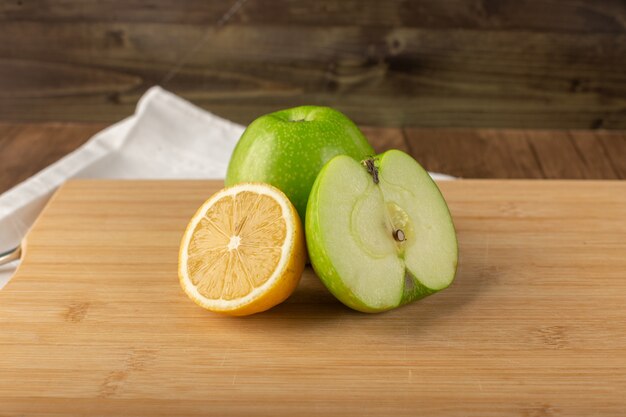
xmin=1 ymin=180 xmax=625 ymax=416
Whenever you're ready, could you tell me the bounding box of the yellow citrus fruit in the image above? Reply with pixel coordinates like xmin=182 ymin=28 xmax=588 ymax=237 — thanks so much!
xmin=178 ymin=183 xmax=306 ymax=316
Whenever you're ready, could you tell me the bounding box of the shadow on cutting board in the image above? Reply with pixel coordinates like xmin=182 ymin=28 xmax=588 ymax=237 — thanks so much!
xmin=233 ymin=240 xmax=491 ymax=338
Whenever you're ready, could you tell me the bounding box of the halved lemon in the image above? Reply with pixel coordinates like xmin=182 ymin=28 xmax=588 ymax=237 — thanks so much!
xmin=178 ymin=183 xmax=306 ymax=316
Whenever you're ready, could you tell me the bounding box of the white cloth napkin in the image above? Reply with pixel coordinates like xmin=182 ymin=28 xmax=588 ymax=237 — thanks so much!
xmin=0 ymin=86 xmax=453 ymax=289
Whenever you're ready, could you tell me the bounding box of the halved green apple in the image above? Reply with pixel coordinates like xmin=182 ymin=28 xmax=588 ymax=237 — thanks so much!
xmin=305 ymin=150 xmax=458 ymax=313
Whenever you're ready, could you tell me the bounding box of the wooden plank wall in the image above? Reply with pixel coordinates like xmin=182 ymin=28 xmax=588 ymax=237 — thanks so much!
xmin=0 ymin=1 xmax=625 ymax=128
xmin=2 ymin=123 xmax=625 ymax=193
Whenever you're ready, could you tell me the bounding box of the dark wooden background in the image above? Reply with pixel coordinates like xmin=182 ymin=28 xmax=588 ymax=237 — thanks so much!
xmin=1 ymin=0 xmax=625 ymax=128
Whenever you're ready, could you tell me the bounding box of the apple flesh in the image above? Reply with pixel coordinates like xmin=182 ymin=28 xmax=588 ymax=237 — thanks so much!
xmin=306 ymin=150 xmax=458 ymax=312
xmin=226 ymin=106 xmax=374 ymax=222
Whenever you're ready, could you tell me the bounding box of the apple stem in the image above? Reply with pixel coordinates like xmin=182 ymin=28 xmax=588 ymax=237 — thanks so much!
xmin=393 ymin=229 xmax=406 ymax=242
xmin=362 ymin=158 xmax=379 ymax=184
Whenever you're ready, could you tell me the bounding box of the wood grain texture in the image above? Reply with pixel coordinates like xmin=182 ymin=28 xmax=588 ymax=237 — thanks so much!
xmin=3 ymin=0 xmax=625 ymax=32
xmin=1 ymin=179 xmax=625 ymax=416
xmin=597 ymin=131 xmax=626 ymax=177
xmin=360 ymin=126 xmax=408 ymax=154
xmin=405 ymin=128 xmax=626 ymax=179
xmin=0 ymin=1 xmax=625 ymax=127
xmin=2 ymin=123 xmax=626 ymax=197
xmin=0 ymin=122 xmax=106 ymax=194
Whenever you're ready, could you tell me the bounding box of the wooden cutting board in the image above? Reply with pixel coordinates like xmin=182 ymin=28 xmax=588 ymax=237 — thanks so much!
xmin=1 ymin=180 xmax=625 ymax=416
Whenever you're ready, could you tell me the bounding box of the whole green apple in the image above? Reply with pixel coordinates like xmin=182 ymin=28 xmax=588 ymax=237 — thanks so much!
xmin=306 ymin=150 xmax=458 ymax=313
xmin=226 ymin=106 xmax=374 ymax=221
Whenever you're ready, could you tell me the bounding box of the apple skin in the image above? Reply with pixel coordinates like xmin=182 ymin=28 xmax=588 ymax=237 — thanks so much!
xmin=305 ymin=150 xmax=458 ymax=313
xmin=225 ymin=106 xmax=374 ymax=222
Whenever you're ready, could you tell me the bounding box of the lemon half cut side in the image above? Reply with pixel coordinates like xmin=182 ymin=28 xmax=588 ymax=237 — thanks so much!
xmin=178 ymin=183 xmax=306 ymax=316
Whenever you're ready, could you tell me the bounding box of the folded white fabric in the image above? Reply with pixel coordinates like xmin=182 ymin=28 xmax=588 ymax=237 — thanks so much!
xmin=0 ymin=86 xmax=453 ymax=289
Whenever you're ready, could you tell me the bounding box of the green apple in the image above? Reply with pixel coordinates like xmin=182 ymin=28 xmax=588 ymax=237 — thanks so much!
xmin=226 ymin=106 xmax=374 ymax=221
xmin=306 ymin=150 xmax=458 ymax=313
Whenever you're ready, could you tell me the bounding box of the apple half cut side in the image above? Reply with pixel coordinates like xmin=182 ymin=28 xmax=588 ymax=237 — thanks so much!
xmin=305 ymin=149 xmax=458 ymax=313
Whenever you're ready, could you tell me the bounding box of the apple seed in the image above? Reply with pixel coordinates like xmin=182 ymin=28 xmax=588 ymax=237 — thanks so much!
xmin=393 ymin=229 xmax=406 ymax=242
